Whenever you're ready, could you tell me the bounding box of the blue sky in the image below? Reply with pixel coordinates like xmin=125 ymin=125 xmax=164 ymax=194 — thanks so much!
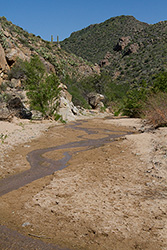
xmin=0 ymin=0 xmax=166 ymax=41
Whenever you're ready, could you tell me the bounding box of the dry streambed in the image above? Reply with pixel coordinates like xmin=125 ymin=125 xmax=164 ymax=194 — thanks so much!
xmin=0 ymin=117 xmax=167 ymax=250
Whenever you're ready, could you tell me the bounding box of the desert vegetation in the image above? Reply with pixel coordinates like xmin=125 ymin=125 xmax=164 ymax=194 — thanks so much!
xmin=8 ymin=55 xmax=61 ymax=119
xmin=0 ymin=15 xmax=167 ymax=127
xmin=61 ymin=15 xmax=167 ymax=90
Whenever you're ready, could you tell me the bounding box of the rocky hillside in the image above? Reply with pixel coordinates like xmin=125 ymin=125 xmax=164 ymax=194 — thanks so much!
xmin=0 ymin=16 xmax=99 ymax=82
xmin=0 ymin=16 xmax=100 ymax=121
xmin=61 ymin=15 xmax=167 ymax=85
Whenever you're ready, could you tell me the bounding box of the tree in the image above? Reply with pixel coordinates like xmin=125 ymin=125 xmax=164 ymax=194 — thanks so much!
xmin=23 ymin=55 xmax=61 ymax=117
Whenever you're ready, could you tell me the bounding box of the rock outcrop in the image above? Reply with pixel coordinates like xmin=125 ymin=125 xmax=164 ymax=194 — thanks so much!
xmin=124 ymin=43 xmax=139 ymax=56
xmin=0 ymin=44 xmax=9 ymax=73
xmin=88 ymin=93 xmax=104 ymax=110
xmin=57 ymin=84 xmax=80 ymax=121
xmin=5 ymin=47 xmax=28 ymax=66
xmin=99 ymin=51 xmax=112 ymax=67
xmin=114 ymin=36 xmax=131 ymax=51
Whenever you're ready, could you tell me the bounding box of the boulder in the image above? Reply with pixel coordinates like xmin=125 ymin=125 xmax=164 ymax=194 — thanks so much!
xmin=5 ymin=47 xmax=28 ymax=66
xmin=7 ymin=96 xmax=24 ymax=110
xmin=7 ymin=96 xmax=32 ymax=119
xmin=31 ymin=110 xmax=43 ymax=120
xmin=0 ymin=102 xmax=12 ymax=121
xmin=57 ymin=87 xmax=79 ymax=121
xmin=78 ymin=65 xmax=95 ymax=76
xmin=88 ymin=93 xmax=105 ymax=109
xmin=18 ymin=108 xmax=32 ymax=119
xmin=60 ymin=89 xmax=72 ymax=103
xmin=58 ymin=106 xmax=76 ymax=122
xmin=58 ymin=96 xmax=76 ymax=121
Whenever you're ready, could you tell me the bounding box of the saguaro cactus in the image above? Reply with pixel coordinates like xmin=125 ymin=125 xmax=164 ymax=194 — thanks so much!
xmin=51 ymin=35 xmax=53 ymax=43
xmin=57 ymin=35 xmax=61 ymax=48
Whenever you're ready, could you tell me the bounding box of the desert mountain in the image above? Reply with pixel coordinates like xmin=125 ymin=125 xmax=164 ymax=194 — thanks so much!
xmin=61 ymin=15 xmax=167 ymax=85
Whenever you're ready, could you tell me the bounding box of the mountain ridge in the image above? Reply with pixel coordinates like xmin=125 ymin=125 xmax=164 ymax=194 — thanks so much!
xmin=61 ymin=15 xmax=149 ymax=63
xmin=61 ymin=15 xmax=167 ymax=85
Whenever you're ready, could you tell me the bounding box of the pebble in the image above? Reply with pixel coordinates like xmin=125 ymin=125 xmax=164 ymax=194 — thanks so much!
xmin=22 ymin=222 xmax=31 ymax=227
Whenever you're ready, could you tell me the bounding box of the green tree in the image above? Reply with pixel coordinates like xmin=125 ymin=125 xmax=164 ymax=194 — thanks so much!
xmin=23 ymin=55 xmax=61 ymax=117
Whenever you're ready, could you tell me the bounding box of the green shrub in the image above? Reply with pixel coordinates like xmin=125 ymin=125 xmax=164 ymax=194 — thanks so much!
xmin=122 ymin=81 xmax=148 ymax=117
xmin=152 ymin=71 xmax=167 ymax=93
xmin=23 ymin=55 xmax=61 ymax=117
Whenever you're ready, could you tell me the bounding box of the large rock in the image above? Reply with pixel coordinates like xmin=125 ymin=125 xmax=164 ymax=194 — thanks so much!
xmin=57 ymin=84 xmax=79 ymax=121
xmin=114 ymin=36 xmax=131 ymax=51
xmin=99 ymin=58 xmax=110 ymax=67
xmin=58 ymin=96 xmax=77 ymax=122
xmin=18 ymin=108 xmax=32 ymax=119
xmin=5 ymin=47 xmax=28 ymax=66
xmin=0 ymin=44 xmax=9 ymax=72
xmin=88 ymin=93 xmax=105 ymax=109
xmin=31 ymin=110 xmax=43 ymax=120
xmin=7 ymin=96 xmax=32 ymax=119
xmin=7 ymin=96 xmax=24 ymax=110
xmin=60 ymin=89 xmax=72 ymax=103
xmin=78 ymin=65 xmax=98 ymax=76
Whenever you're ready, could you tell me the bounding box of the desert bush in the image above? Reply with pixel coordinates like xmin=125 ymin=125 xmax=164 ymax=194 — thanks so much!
xmin=122 ymin=81 xmax=148 ymax=117
xmin=152 ymin=71 xmax=167 ymax=93
xmin=142 ymin=92 xmax=167 ymax=127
